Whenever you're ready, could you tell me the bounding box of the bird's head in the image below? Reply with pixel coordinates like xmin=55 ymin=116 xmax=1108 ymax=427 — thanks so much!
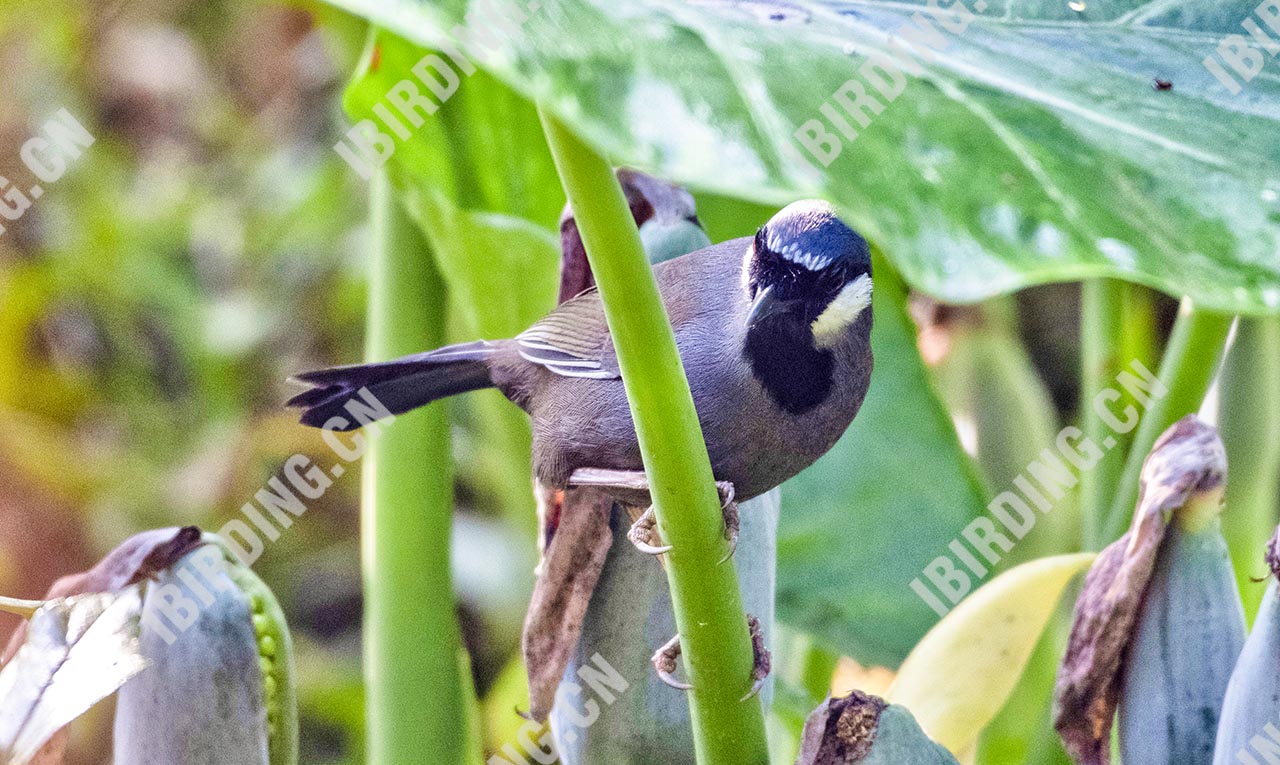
xmin=743 ymin=200 xmax=873 ymax=348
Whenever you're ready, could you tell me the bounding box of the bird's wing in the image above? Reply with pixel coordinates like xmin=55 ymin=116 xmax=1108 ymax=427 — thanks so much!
xmin=514 ymin=240 xmax=743 ymax=380
xmin=515 ymin=288 xmax=621 ymax=379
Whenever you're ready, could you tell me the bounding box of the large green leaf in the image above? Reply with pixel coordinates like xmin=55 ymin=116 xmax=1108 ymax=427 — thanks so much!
xmin=323 ymin=0 xmax=1280 ymax=313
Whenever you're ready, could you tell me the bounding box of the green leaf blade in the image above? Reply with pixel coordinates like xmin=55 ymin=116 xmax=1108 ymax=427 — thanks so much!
xmin=322 ymin=0 xmax=1280 ymax=312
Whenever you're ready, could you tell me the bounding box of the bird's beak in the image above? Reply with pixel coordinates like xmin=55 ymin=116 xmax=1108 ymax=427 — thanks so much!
xmin=747 ymin=285 xmax=794 ymax=328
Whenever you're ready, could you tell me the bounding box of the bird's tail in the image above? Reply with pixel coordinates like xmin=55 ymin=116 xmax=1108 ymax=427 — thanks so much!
xmin=287 ymin=340 xmax=496 ymax=430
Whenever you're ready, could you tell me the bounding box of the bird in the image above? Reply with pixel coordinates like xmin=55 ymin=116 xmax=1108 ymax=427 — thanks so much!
xmin=289 ymin=197 xmax=874 ymax=700
xmin=287 ymin=199 xmax=874 ymax=532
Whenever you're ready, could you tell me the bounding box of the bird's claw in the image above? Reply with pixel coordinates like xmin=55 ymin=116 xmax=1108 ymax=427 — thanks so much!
xmin=740 ymin=614 xmax=772 ymax=701
xmin=652 ymin=634 xmax=691 ymax=690
xmin=634 ymin=539 xmax=674 ymax=555
xmin=715 ymin=481 xmax=736 ymax=510
xmin=718 ymin=495 xmax=740 ymax=565
xmin=627 ymin=507 xmax=672 ymax=555
xmin=650 ymin=614 xmax=770 ymax=699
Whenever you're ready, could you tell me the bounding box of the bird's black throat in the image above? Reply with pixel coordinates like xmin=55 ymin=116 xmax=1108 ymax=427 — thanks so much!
xmin=744 ymin=316 xmax=834 ymax=415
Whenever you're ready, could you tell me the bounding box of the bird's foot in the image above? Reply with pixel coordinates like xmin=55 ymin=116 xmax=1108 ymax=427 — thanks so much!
xmin=572 ymin=471 xmax=739 ymax=558
xmin=742 ymin=614 xmax=771 ymax=701
xmin=626 ymin=506 xmax=672 ymax=555
xmin=649 ymin=614 xmax=771 ymax=699
xmin=719 ymin=492 xmax=740 ymax=565
xmin=652 ymin=633 xmax=690 ymax=690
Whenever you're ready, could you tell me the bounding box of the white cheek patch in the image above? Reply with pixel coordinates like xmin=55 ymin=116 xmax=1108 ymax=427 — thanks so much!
xmin=811 ymin=274 xmax=873 ymax=348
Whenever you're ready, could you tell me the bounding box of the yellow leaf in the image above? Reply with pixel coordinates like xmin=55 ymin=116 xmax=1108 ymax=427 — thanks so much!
xmin=888 ymin=552 xmax=1095 ymax=753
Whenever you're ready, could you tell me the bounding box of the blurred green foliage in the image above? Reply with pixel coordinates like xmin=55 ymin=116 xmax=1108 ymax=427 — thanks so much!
xmin=1 ymin=2 xmax=367 ymax=761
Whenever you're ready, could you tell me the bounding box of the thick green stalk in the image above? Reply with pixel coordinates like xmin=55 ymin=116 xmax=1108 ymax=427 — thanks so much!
xmin=362 ymin=170 xmax=468 ymax=765
xmin=1080 ymin=280 xmax=1156 ymax=549
xmin=1219 ymin=317 xmax=1280 ymax=620
xmin=1100 ymin=299 xmax=1233 ymax=543
xmin=963 ymin=299 xmax=1080 ymax=561
xmin=539 ymin=110 xmax=770 ymax=764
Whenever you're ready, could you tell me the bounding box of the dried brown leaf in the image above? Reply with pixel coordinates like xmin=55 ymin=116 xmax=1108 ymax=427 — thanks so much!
xmin=522 ymin=487 xmax=614 ymax=721
xmin=795 ymin=691 xmax=888 ymax=765
xmin=0 ymin=526 xmax=200 ymax=763
xmin=1054 ymin=415 xmax=1226 ymax=764
xmin=2 ymin=526 xmax=201 ymax=665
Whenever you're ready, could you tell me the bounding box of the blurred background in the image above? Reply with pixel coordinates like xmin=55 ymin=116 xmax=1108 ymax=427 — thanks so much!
xmin=2 ymin=2 xmax=394 ymax=760
xmin=0 ymin=1 xmax=1181 ymax=762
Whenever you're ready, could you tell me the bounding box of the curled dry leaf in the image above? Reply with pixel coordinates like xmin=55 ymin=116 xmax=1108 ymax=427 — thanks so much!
xmin=0 ymin=526 xmax=201 ymax=764
xmin=0 ymin=586 xmax=147 ymax=765
xmin=1054 ymin=415 xmax=1227 ymax=765
xmin=2 ymin=526 xmax=202 ymax=664
xmin=522 ymin=486 xmax=614 ymax=721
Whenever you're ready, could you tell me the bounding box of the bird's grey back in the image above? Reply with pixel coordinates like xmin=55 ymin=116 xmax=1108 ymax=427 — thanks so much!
xmin=486 ymin=236 xmax=872 ymax=498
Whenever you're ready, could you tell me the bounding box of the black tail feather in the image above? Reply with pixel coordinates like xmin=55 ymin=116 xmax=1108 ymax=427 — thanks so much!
xmin=288 ymin=341 xmax=496 ymax=430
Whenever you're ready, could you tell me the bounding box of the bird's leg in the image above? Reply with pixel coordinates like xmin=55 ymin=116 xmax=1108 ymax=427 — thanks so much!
xmin=650 ymin=614 xmax=772 ymax=699
xmin=567 ymin=468 xmax=739 ymax=557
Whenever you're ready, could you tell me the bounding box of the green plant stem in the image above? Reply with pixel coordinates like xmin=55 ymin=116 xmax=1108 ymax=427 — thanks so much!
xmin=965 ymin=299 xmax=1079 ymax=561
xmin=539 ymin=109 xmax=770 ymax=765
xmin=1219 ymin=317 xmax=1280 ymax=621
xmin=1100 ymin=298 xmax=1233 ymax=543
xmin=362 ymin=170 xmax=468 ymax=765
xmin=1080 ymin=280 xmax=1156 ymax=550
